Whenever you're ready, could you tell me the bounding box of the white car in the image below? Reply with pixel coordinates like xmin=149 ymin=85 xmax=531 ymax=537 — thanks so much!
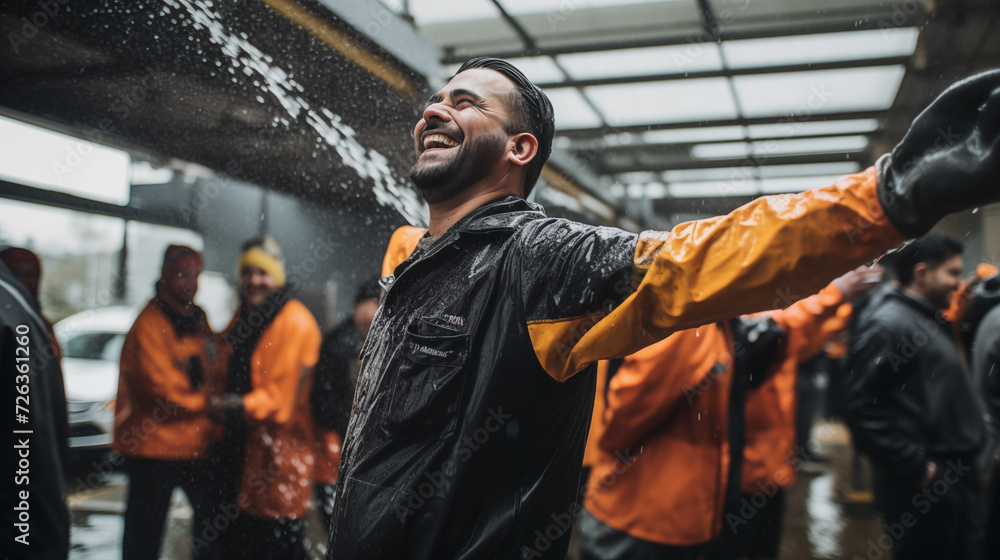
xmin=55 ymin=306 xmax=138 ymax=452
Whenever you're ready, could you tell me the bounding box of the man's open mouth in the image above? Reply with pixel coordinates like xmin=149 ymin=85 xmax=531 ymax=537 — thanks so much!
xmin=422 ymin=133 xmax=461 ymax=151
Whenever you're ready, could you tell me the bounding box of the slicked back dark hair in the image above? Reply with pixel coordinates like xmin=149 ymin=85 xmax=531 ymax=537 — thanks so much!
xmin=455 ymin=57 xmax=555 ymax=198
xmin=892 ymin=233 xmax=964 ymax=287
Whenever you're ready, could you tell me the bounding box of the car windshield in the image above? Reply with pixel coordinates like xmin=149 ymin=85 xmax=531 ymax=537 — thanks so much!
xmin=61 ymin=332 xmax=125 ymax=362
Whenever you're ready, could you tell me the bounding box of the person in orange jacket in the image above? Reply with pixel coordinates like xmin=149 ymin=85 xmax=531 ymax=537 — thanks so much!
xmin=114 ymin=245 xmax=220 ymax=560
xmin=208 ymin=236 xmax=321 ymax=560
xmin=725 ymin=267 xmax=882 ymax=559
xmin=579 ymin=268 xmax=876 ymax=559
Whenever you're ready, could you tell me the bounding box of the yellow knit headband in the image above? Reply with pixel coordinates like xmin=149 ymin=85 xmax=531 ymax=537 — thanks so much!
xmin=237 ymin=246 xmax=286 ymax=287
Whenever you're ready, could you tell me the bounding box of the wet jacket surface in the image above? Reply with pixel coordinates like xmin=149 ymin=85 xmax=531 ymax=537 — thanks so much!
xmin=330 ymin=168 xmax=904 ymax=559
xmin=221 ymin=299 xmax=321 ymax=519
xmin=972 ymin=305 xmax=1000 ymax=452
xmin=847 ymin=287 xmax=987 ymax=484
xmin=114 ymin=299 xmax=218 ymax=459
xmin=1 ymin=262 xmax=69 ymax=560
xmin=740 ymin=285 xmax=849 ymax=493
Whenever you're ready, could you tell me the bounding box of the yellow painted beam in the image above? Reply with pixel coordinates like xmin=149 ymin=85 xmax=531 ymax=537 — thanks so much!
xmin=261 ymin=0 xmax=418 ymax=98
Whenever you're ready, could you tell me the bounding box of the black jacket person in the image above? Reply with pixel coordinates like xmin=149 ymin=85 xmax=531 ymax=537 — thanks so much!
xmin=328 ymin=59 xmax=1000 ymax=560
xmin=1 ymin=260 xmax=69 ymax=560
xmin=846 ymin=235 xmax=987 ymax=560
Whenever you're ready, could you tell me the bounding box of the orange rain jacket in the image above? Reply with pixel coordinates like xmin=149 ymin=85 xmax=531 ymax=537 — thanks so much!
xmin=220 ymin=299 xmax=322 ymax=519
xmin=585 ymin=322 xmax=736 ymax=545
xmin=381 ymin=225 xmax=427 ymax=278
xmin=114 ymin=299 xmax=219 ymax=459
xmin=314 ymin=428 xmax=343 ymax=485
xmin=584 ymin=284 xmax=849 ymax=545
xmin=739 ymin=286 xmax=851 ymax=495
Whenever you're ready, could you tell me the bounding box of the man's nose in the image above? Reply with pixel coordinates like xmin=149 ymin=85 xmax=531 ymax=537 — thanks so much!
xmin=422 ymin=101 xmax=452 ymax=124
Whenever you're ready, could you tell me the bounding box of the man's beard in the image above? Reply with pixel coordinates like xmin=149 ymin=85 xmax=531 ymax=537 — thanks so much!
xmin=928 ymin=285 xmax=954 ymax=310
xmin=410 ymin=129 xmax=508 ymax=204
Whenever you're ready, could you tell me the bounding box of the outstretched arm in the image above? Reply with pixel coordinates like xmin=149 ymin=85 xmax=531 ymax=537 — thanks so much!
xmin=526 ymin=70 xmax=1000 ymax=382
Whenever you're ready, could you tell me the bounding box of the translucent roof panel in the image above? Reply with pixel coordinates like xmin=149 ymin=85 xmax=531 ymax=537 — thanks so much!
xmin=662 ymin=162 xmax=861 ymax=184
xmin=557 ymin=44 xmax=723 ymax=81
xmin=407 ymin=0 xmax=502 ymax=25
xmin=753 ymin=136 xmax=869 ymax=156
xmin=544 ymin=88 xmax=605 ymax=130
xmin=756 ymin=162 xmax=862 ymax=177
xmin=669 ymin=180 xmax=758 ymax=198
xmin=733 ymin=66 xmax=907 ymax=117
xmin=643 ymin=126 xmax=745 ymax=144
xmin=499 ymin=56 xmax=565 ymax=83
xmin=722 ymin=28 xmax=920 ymax=69
xmin=586 ymin=78 xmax=738 ymax=126
xmin=745 ymin=119 xmax=880 ymax=139
xmin=442 ymin=59 xmax=563 ymax=85
xmin=618 ymin=171 xmax=659 ymax=184
xmin=689 ymin=142 xmax=751 ymax=160
xmin=498 ymin=0 xmax=684 ymax=15
xmin=691 ymin=136 xmax=868 ymax=159
xmin=759 ymin=175 xmax=848 ymax=194
xmin=663 ymin=167 xmax=747 ymax=183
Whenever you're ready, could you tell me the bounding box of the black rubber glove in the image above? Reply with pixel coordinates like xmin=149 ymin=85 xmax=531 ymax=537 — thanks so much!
xmin=877 ymin=69 xmax=1000 ymax=237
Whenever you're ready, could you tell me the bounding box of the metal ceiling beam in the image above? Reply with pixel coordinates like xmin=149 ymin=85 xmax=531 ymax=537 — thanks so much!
xmin=440 ymin=15 xmax=926 ymax=64
xmin=593 ymin=151 xmax=868 ymax=174
xmin=487 ymin=0 xmax=609 ymax=128
xmin=534 ymin=56 xmax=912 ymax=90
xmin=0 ymin=179 xmax=188 ymax=229
xmin=557 ymin=110 xmax=888 ymax=138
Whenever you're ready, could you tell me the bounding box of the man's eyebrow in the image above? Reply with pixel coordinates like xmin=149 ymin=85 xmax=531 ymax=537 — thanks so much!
xmin=423 ymin=89 xmax=483 ymax=109
xmin=450 ymin=88 xmax=483 ymax=102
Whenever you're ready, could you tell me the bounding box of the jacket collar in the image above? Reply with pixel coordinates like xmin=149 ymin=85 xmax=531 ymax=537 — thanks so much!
xmin=386 ymin=197 xmax=546 ymax=288
xmin=445 ymin=195 xmax=547 ymax=235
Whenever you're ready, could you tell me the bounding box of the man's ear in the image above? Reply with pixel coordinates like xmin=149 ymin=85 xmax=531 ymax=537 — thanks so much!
xmin=912 ymin=262 xmax=929 ymax=284
xmin=507 ymin=132 xmax=539 ymax=168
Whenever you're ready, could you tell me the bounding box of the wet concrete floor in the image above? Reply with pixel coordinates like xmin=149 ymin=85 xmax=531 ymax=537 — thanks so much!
xmin=67 ymin=421 xmax=884 ymax=559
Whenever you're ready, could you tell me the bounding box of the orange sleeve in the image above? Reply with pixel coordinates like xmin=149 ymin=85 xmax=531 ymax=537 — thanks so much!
xmin=944 ymin=263 xmax=999 ymax=323
xmin=129 ymin=313 xmax=207 ymax=412
xmin=381 ymin=225 xmax=427 ymax=278
xmin=769 ymin=283 xmax=849 ymax=365
xmin=944 ymin=282 xmax=973 ymax=324
xmin=528 ymin=166 xmax=905 ymax=382
xmin=243 ymin=303 xmax=322 ymax=425
xmin=599 ymin=325 xmax=731 ymax=451
xmin=582 ymin=361 xmax=610 ymax=468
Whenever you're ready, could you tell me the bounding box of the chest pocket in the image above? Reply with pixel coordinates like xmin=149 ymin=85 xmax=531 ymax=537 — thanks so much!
xmin=383 ymin=317 xmax=469 ymax=438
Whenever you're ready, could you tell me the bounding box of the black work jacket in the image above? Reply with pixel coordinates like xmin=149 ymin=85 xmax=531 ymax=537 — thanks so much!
xmin=330 ymin=197 xmax=636 ymax=559
xmin=846 ymin=287 xmax=986 ymax=483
